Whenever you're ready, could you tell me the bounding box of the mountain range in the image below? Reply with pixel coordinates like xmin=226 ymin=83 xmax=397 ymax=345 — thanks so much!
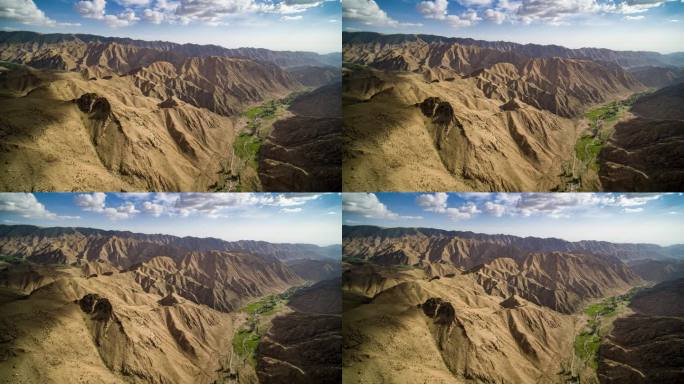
xmin=0 ymin=224 xmax=341 ymax=383
xmin=0 ymin=31 xmax=341 ymax=192
xmin=342 ymin=225 xmax=684 ymax=383
xmin=342 ymin=31 xmax=684 ymax=192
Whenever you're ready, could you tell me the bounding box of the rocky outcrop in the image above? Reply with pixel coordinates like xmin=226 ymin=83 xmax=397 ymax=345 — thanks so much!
xmin=256 ymin=278 xmax=342 ymax=384
xmin=598 ymin=279 xmax=684 ymax=384
xmin=258 ymin=83 xmax=342 ymax=192
xmin=132 ymin=252 xmax=302 ymax=312
xmin=0 ymin=224 xmax=338 ymax=268
xmin=421 ymin=297 xmax=456 ymax=325
xmin=599 ymin=83 xmax=684 ymax=192
xmin=342 ymin=225 xmax=683 ymax=265
xmin=78 ymin=293 xmax=113 ymax=321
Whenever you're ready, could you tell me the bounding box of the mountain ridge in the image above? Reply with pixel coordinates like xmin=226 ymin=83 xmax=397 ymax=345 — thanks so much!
xmin=343 ymin=31 xmax=684 ymax=68
xmin=1 ymin=30 xmax=341 ymax=67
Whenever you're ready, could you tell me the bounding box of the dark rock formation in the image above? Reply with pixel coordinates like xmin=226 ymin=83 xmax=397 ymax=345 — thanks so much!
xmin=78 ymin=293 xmax=113 ymax=321
xmin=421 ymin=297 xmax=456 ymax=325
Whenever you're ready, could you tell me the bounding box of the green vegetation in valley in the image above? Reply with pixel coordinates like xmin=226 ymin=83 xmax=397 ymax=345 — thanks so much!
xmin=241 ymin=91 xmax=307 ymax=135
xmin=343 ymin=62 xmax=368 ymax=71
xmin=231 ymin=286 xmax=306 ymax=366
xmin=0 ymin=254 xmax=24 ymax=264
xmin=0 ymin=60 xmax=23 ymax=70
xmin=232 ymin=329 xmax=261 ymax=366
xmin=574 ymin=288 xmax=641 ymax=371
xmin=342 ymin=255 xmax=367 ymax=265
xmin=233 ymin=133 xmax=262 ymax=169
xmin=223 ymin=90 xmax=309 ymax=192
xmin=565 ymin=90 xmax=653 ymax=191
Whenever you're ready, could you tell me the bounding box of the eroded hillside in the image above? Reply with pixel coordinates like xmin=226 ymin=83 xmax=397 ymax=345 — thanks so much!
xmin=342 ymin=225 xmax=684 ymax=384
xmin=0 ymin=31 xmax=341 ymax=192
xmin=342 ymin=32 xmax=682 ymax=192
xmin=0 ymin=225 xmax=341 ymax=383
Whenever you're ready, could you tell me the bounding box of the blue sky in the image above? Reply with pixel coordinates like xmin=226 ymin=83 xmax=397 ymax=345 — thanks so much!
xmin=343 ymin=193 xmax=684 ymax=245
xmin=343 ymin=0 xmax=684 ymax=53
xmin=0 ymin=1 xmax=341 ymax=53
xmin=0 ymin=193 xmax=342 ymax=246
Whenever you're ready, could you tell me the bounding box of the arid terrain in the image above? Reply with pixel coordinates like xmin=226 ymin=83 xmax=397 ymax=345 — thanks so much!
xmin=0 ymin=224 xmax=341 ymax=384
xmin=342 ymin=225 xmax=684 ymax=384
xmin=0 ymin=31 xmax=341 ymax=192
xmin=342 ymin=32 xmax=684 ymax=192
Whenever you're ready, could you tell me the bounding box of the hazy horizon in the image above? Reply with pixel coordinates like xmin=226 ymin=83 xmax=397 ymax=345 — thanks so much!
xmin=0 ymin=28 xmax=343 ymax=54
xmin=0 ymin=193 xmax=342 ymax=246
xmin=343 ymin=29 xmax=684 ymax=54
xmin=0 ymin=0 xmax=341 ymax=54
xmin=343 ymin=193 xmax=684 ymax=246
xmin=342 ymin=0 xmax=684 ymax=54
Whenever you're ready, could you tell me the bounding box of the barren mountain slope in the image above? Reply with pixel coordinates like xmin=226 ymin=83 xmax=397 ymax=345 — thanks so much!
xmin=343 ymin=68 xmax=578 ymax=191
xmin=599 ymin=83 xmax=684 ymax=191
xmin=341 ymin=226 xmax=681 ymax=383
xmin=342 ymin=226 xmax=682 ymax=266
xmin=0 ymin=225 xmax=338 ymax=269
xmin=258 ymin=82 xmax=342 ymax=192
xmin=0 ymin=31 xmax=341 ymax=192
xmin=0 ymin=64 xmax=238 ymax=191
xmin=628 ymin=66 xmax=684 ymax=88
xmin=0 ymin=31 xmax=338 ymax=69
xmin=343 ymin=270 xmax=576 ymax=384
xmin=468 ymin=252 xmax=640 ymax=313
xmin=598 ymin=278 xmax=684 ymax=384
xmin=342 ymin=32 xmax=684 ymax=68
xmin=133 ymin=251 xmax=302 ymax=312
xmin=343 ymin=36 xmax=643 ymax=117
xmin=257 ymin=278 xmax=342 ymax=384
xmin=287 ymin=65 xmax=341 ymax=87
xmin=0 ymin=225 xmax=335 ymax=383
xmin=628 ymin=258 xmax=684 ymax=283
xmin=285 ymin=258 xmax=341 ymax=282
xmin=0 ymin=264 xmax=239 ymax=384
xmin=341 ymin=32 xmax=679 ymax=192
xmin=130 ymin=56 xmax=300 ymax=116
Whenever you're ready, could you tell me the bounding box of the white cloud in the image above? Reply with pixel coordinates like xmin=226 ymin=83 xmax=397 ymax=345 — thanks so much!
xmin=142 ymin=201 xmax=165 ymax=217
xmin=103 ymin=202 xmax=140 ymax=220
xmin=142 ymin=8 xmax=165 ymax=23
xmin=115 ymin=0 xmax=151 ymax=6
xmin=624 ymin=14 xmax=644 ymax=19
xmin=420 ymin=193 xmax=663 ymax=220
xmin=281 ymin=14 xmax=303 ymax=20
xmin=280 ymin=207 xmax=303 ymax=213
xmin=75 ymin=0 xmax=140 ymax=27
xmin=610 ymin=194 xmax=662 ymax=207
xmin=127 ymin=193 xmax=320 ymax=218
xmin=0 ymin=0 xmax=79 ymax=27
xmin=75 ymin=192 xmax=107 ymax=212
xmin=343 ymin=193 xmax=421 ymax=220
xmin=158 ymin=0 xmax=330 ymax=25
xmin=75 ymin=193 xmax=139 ymax=220
xmin=458 ymin=0 xmax=494 ymax=6
xmin=417 ymin=0 xmax=481 ymax=27
xmin=416 ymin=193 xmax=449 ymax=213
xmin=446 ymin=202 xmax=481 ymax=220
xmin=483 ymin=201 xmax=506 ymax=216
xmin=611 ymin=0 xmax=664 ymax=14
xmin=343 ymin=0 xmax=421 ymax=27
xmin=417 ymin=0 xmax=449 ymax=19
xmin=0 ymin=193 xmax=78 ymax=220
xmin=343 ymin=193 xmax=400 ymax=219
xmin=75 ymin=0 xmax=107 ymax=19
xmin=447 ymin=8 xmax=481 ymax=26
xmin=484 ymin=8 xmax=506 ymax=23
